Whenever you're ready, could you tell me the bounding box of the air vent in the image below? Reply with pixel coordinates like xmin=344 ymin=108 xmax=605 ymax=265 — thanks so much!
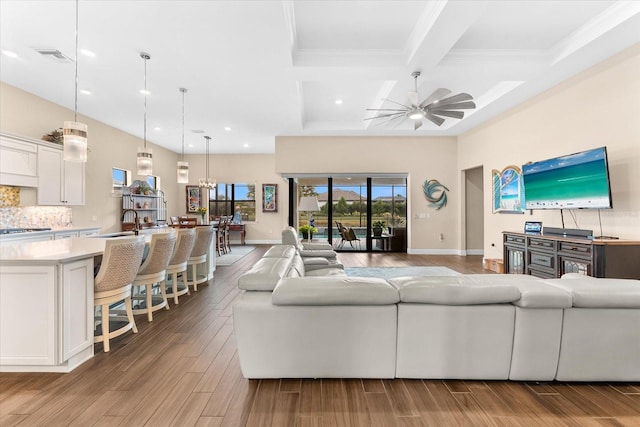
xmin=34 ymin=48 xmax=73 ymax=63
xmin=191 ymin=129 xmax=204 ymax=134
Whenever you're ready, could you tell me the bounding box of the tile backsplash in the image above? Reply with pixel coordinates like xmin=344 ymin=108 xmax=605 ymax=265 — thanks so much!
xmin=0 ymin=186 xmax=20 ymax=207
xmin=0 ymin=206 xmax=72 ymax=228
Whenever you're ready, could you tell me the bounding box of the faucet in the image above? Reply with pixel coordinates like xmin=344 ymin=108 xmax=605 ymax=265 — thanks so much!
xmin=121 ymin=209 xmax=140 ymax=235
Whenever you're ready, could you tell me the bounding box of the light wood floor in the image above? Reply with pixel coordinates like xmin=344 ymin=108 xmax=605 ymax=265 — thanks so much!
xmin=1 ymin=246 xmax=639 ymax=426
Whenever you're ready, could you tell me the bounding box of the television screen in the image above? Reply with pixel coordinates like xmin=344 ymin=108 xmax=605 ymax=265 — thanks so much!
xmin=522 ymin=146 xmax=612 ymax=209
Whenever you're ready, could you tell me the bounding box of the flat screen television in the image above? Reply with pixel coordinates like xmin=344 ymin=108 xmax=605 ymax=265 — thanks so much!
xmin=522 ymin=146 xmax=612 ymax=210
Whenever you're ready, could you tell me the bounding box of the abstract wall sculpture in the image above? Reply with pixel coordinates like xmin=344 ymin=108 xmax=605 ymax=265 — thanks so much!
xmin=492 ymin=165 xmax=525 ymax=213
xmin=422 ymin=179 xmax=449 ymax=210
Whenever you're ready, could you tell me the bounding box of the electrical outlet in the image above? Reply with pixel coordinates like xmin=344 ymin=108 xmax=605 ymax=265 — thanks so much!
xmin=91 ymin=215 xmax=97 ymax=221
xmin=439 ymin=233 xmax=444 ymax=241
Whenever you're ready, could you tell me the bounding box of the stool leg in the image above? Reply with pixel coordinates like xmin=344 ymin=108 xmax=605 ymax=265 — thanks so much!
xmin=146 ymin=284 xmax=153 ymax=322
xmin=160 ymin=281 xmax=170 ymax=311
xmin=101 ymin=304 xmax=110 ymax=353
xmin=171 ymin=272 xmax=179 ymax=304
xmin=191 ymin=264 xmax=198 ymax=291
xmin=125 ymin=296 xmax=138 ymax=334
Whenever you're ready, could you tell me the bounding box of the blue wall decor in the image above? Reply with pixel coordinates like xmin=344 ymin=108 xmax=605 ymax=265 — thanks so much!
xmin=492 ymin=165 xmax=525 ymax=213
xmin=422 ymin=179 xmax=449 ymax=210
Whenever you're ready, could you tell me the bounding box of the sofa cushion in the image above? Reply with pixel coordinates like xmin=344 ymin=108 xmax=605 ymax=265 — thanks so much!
xmin=238 ymin=257 xmax=292 ymax=291
xmin=305 ymin=268 xmax=347 ymax=277
xmin=272 ymin=276 xmax=399 ymax=305
xmin=390 ymin=276 xmax=520 ymax=305
xmin=544 ymin=274 xmax=640 ymax=308
xmin=302 ymin=256 xmax=330 ymax=265
xmin=457 ymin=274 xmax=572 ymax=308
xmin=263 ymin=245 xmax=297 ymax=259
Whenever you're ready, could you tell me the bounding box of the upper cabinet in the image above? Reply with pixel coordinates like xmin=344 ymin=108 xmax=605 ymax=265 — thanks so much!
xmin=37 ymin=145 xmax=85 ymax=206
xmin=0 ymin=134 xmax=38 ymax=187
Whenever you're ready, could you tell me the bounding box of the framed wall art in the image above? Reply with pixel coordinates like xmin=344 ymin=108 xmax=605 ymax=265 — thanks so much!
xmin=186 ymin=185 xmax=201 ymax=213
xmin=492 ymin=165 xmax=526 ymax=213
xmin=262 ymin=183 xmax=278 ymax=212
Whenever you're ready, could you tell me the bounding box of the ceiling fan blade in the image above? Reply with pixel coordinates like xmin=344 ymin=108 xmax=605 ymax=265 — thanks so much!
xmin=430 ymin=101 xmax=476 ymax=111
xmin=374 ymin=114 xmax=407 ymax=127
xmin=381 ymin=98 xmax=412 ymax=109
xmin=408 ymin=91 xmax=418 ymax=107
xmin=419 ymin=88 xmax=451 ymax=108
xmin=366 ymin=108 xmax=408 ymax=112
xmin=364 ymin=112 xmax=405 ymax=121
xmin=414 ymin=120 xmax=423 ymax=130
xmin=430 ymin=110 xmax=464 ymax=119
xmin=432 ymin=93 xmax=473 ymax=107
xmin=425 ymin=113 xmax=445 ymax=126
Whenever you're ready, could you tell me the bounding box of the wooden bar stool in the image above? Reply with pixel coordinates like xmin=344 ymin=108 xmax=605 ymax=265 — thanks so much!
xmin=132 ymin=231 xmax=176 ymax=322
xmin=93 ymin=236 xmax=146 ymax=353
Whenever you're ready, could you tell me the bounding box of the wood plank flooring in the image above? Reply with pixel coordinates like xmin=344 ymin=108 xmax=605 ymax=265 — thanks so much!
xmin=1 ymin=246 xmax=639 ymax=426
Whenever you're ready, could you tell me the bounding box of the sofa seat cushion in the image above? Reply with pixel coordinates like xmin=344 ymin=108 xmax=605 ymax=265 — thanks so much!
xmin=263 ymin=245 xmax=297 ymax=259
xmin=303 ymin=256 xmax=330 ymax=265
xmin=544 ymin=274 xmax=640 ymax=308
xmin=272 ymin=276 xmax=399 ymax=306
xmin=299 ymin=248 xmax=337 ymax=259
xmin=457 ymin=274 xmax=572 ymax=308
xmin=305 ymin=268 xmax=346 ymax=277
xmin=238 ymin=257 xmax=292 ymax=291
xmin=390 ymin=276 xmax=520 ymax=305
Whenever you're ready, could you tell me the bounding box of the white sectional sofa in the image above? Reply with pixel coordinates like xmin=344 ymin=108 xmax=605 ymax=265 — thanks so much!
xmin=233 ymin=246 xmax=640 ymax=381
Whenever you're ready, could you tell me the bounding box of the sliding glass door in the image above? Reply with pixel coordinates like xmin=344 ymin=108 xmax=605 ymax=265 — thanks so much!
xmin=294 ymin=176 xmax=407 ymax=252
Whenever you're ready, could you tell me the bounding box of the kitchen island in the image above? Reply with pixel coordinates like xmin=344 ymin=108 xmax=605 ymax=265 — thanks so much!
xmin=0 ymin=227 xmax=216 ymax=373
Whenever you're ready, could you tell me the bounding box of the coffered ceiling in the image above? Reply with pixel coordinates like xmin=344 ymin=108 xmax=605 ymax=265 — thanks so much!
xmin=1 ymin=1 xmax=638 ymax=154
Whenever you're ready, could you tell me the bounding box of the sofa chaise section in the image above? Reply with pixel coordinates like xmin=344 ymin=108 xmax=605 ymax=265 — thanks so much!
xmin=234 ymin=276 xmax=400 ymax=379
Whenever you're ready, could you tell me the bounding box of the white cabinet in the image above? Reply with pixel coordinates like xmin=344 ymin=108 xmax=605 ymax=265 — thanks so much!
xmin=0 ymin=133 xmax=38 ymax=187
xmin=54 ymin=231 xmax=78 ymax=239
xmin=37 ymin=145 xmax=85 ymax=206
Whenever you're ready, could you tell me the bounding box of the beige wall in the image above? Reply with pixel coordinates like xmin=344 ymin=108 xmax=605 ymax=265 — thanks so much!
xmin=275 ymin=136 xmax=460 ymax=253
xmin=458 ymin=44 xmax=640 ymax=260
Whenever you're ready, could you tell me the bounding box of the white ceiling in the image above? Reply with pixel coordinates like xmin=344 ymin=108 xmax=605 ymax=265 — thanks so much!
xmin=1 ymin=1 xmax=638 ymax=154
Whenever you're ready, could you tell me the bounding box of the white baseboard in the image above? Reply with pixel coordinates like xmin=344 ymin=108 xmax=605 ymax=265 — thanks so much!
xmin=466 ymin=249 xmax=484 ymax=255
xmin=407 ymin=249 xmax=466 ymax=255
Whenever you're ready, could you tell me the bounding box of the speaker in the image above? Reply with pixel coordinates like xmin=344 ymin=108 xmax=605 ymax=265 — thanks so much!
xmin=543 ymin=226 xmax=593 ymax=239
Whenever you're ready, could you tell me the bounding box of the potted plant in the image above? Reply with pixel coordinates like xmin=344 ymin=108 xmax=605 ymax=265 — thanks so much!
xmin=298 ymin=224 xmax=318 ymax=240
xmin=372 ymin=220 xmax=385 ymax=237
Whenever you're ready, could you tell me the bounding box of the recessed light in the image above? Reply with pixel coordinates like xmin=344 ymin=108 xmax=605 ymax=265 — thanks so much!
xmin=188 ymin=144 xmax=194 ymax=148
xmin=224 ymin=127 xmax=231 ymax=131
xmin=153 ymin=127 xmax=162 ymax=131
xmin=243 ymin=143 xmax=249 ymax=148
xmin=79 ymin=48 xmax=95 ymax=57
xmin=139 ymin=89 xmax=151 ymax=95
xmin=2 ymin=50 xmax=18 ymax=58
xmin=80 ymin=89 xmax=91 ymax=95
xmin=335 ymin=99 xmax=343 ymax=105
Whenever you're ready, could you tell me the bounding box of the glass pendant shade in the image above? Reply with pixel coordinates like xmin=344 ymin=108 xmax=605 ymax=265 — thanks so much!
xmin=63 ymin=121 xmax=88 ymax=162
xmin=177 ymin=160 xmax=189 ymax=183
xmin=199 ymin=135 xmax=216 ymax=189
xmin=136 ymin=146 xmax=153 ymax=176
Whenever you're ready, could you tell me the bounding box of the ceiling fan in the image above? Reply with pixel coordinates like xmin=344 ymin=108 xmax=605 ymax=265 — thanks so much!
xmin=365 ymin=71 xmax=476 ymax=130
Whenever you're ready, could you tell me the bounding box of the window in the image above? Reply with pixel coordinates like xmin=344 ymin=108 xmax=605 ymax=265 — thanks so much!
xmin=112 ymin=167 xmax=131 ymax=195
xmin=146 ymin=175 xmax=158 ymax=190
xmin=208 ymin=183 xmax=256 ymax=221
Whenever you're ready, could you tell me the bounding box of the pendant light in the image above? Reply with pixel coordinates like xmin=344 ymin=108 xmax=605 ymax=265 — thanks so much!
xmin=177 ymin=87 xmax=189 ymax=183
xmin=63 ymin=0 xmax=88 ymax=162
xmin=198 ymin=136 xmax=216 ymax=189
xmin=136 ymin=52 xmax=153 ymax=176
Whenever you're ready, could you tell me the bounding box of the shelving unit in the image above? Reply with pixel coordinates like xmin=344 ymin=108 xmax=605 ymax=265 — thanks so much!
xmin=121 ymin=188 xmax=167 ymax=231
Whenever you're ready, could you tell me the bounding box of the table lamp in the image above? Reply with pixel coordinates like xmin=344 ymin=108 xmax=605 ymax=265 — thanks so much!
xmin=298 ymin=196 xmax=320 ymax=243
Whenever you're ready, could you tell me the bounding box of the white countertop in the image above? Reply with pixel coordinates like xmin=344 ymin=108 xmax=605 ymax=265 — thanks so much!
xmin=0 ymin=228 xmax=176 ymax=264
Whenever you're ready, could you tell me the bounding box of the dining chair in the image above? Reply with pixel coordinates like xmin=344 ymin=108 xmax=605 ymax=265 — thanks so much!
xmin=93 ymin=236 xmax=146 ymax=352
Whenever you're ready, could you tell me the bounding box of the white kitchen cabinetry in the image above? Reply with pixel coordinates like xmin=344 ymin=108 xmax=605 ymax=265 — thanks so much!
xmin=37 ymin=145 xmax=85 ymax=206
xmin=54 ymin=231 xmax=78 ymax=239
xmin=0 ymin=133 xmax=38 ymax=187
xmin=0 ymin=258 xmax=94 ymax=372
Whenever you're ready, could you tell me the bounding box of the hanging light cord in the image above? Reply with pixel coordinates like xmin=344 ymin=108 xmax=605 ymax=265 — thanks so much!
xmin=205 ymin=136 xmax=211 ymax=184
xmin=143 ymin=55 xmax=147 ymax=149
xmin=181 ymin=89 xmax=186 ymax=161
xmin=74 ymin=0 xmax=79 ymax=122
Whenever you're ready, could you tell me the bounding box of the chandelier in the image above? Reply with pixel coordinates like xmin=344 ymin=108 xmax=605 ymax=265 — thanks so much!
xmin=199 ymin=135 xmax=216 ymax=189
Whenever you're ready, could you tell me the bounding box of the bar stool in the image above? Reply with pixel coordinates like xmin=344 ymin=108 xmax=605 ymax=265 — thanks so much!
xmin=164 ymin=228 xmax=197 ymax=304
xmin=94 ymin=236 xmax=146 ymax=353
xmin=132 ymin=231 xmax=176 ymax=322
xmin=216 ymin=217 xmax=227 ymax=256
xmin=186 ymin=225 xmax=215 ymax=291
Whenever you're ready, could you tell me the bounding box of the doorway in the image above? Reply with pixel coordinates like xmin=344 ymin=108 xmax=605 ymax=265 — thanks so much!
xmin=464 ymin=166 xmax=484 ymax=255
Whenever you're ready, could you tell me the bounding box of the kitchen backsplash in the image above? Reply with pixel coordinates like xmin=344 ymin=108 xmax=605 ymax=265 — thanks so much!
xmin=0 ymin=186 xmax=20 ymax=207
xmin=0 ymin=206 xmax=72 ymax=228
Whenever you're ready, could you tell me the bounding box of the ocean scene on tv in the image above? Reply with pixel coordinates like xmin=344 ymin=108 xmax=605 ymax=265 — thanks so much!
xmin=523 ymin=147 xmax=612 ymax=209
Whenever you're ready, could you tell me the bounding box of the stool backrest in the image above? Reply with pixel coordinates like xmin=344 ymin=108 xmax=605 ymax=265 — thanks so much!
xmin=95 ymin=236 xmax=146 ymax=292
xmin=191 ymin=226 xmax=215 ymax=258
xmin=138 ymin=232 xmax=177 ymax=275
xmin=169 ymin=228 xmax=196 ymax=267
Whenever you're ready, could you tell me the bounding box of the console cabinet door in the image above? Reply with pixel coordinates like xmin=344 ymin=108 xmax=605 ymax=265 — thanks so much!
xmin=37 ymin=145 xmax=85 ymax=206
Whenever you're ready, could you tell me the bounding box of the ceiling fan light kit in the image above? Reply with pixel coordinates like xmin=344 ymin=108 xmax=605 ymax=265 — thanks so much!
xmin=366 ymin=71 xmax=476 ymax=129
